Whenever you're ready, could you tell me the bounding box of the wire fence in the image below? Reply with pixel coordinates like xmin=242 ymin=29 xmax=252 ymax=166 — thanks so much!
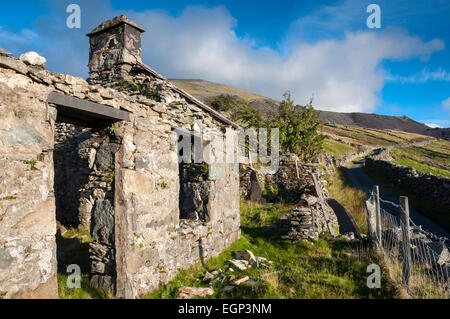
xmin=365 ymin=186 xmax=449 ymax=299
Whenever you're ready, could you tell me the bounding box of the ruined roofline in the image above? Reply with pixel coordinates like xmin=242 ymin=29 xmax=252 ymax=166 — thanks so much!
xmin=134 ymin=61 xmax=240 ymax=129
xmin=87 ymin=14 xmax=240 ymax=129
xmin=86 ymin=14 xmax=146 ymax=36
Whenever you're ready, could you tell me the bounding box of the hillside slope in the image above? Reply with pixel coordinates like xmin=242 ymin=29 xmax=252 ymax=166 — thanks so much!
xmin=170 ymin=79 xmax=449 ymax=139
xmin=320 ymin=111 xmax=449 ymax=139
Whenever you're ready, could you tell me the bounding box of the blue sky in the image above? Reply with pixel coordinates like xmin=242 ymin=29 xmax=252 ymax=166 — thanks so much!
xmin=1 ymin=0 xmax=449 ymax=127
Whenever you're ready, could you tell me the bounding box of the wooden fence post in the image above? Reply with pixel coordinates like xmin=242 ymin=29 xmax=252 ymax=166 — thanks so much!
xmin=399 ymin=196 xmax=411 ymax=288
xmin=373 ymin=186 xmax=382 ymax=246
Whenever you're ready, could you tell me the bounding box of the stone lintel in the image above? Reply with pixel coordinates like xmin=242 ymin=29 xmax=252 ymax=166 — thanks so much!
xmin=48 ymin=91 xmax=130 ymax=125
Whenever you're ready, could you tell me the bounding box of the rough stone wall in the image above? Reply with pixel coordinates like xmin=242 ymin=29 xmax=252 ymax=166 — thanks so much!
xmin=0 ymin=56 xmax=58 ymax=298
xmin=240 ymin=156 xmax=328 ymax=203
xmin=239 ymin=155 xmax=339 ymax=241
xmin=0 ymin=46 xmax=240 ymax=298
xmin=114 ymin=119 xmax=240 ymax=298
xmin=365 ymin=156 xmax=450 ymax=208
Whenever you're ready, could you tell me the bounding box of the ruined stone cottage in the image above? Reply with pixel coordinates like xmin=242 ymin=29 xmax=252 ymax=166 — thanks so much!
xmin=0 ymin=15 xmax=241 ymax=299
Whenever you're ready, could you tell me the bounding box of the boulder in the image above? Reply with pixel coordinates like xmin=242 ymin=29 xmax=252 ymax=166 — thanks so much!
xmin=177 ymin=286 xmax=214 ymax=299
xmin=235 ymin=249 xmax=256 ymax=262
xmin=231 ymin=275 xmax=249 ymax=286
xmin=227 ymin=259 xmax=249 ymax=271
xmin=202 ymin=271 xmax=214 ymax=282
xmin=19 ymin=51 xmax=46 ymax=66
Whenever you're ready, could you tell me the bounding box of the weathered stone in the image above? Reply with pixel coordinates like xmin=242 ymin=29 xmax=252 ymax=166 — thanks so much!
xmin=95 ymin=143 xmax=120 ymax=171
xmin=0 ymin=56 xmax=28 ymax=74
xmin=90 ymin=275 xmax=114 ymax=294
xmin=91 ymin=261 xmax=106 ymax=274
xmin=12 ymin=199 xmax=55 ymax=236
xmin=91 ymin=199 xmax=114 ymax=244
xmin=135 ymin=157 xmax=151 ymax=171
xmin=227 ymin=259 xmax=249 ymax=271
xmin=209 ymin=273 xmax=224 ymax=285
xmin=202 ymin=271 xmax=214 ymax=282
xmin=121 ymin=169 xmax=154 ymax=196
xmin=302 ymin=195 xmax=319 ymax=206
xmin=0 ymin=48 xmax=12 ymax=57
xmin=177 ymin=286 xmax=214 ymax=299
xmin=126 ymin=248 xmax=159 ymax=274
xmin=231 ymin=275 xmax=249 ymax=286
xmin=20 ymin=52 xmax=46 ymax=66
xmin=0 ymin=248 xmax=14 ymax=269
xmin=0 ymin=125 xmax=51 ymax=148
xmin=235 ymin=250 xmax=256 ymax=262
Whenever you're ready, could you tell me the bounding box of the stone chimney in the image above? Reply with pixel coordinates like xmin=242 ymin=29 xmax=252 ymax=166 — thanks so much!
xmin=87 ymin=15 xmax=145 ymax=88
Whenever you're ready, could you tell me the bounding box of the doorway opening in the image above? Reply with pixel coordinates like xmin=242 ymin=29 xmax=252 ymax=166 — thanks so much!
xmin=53 ymin=120 xmax=120 ymax=296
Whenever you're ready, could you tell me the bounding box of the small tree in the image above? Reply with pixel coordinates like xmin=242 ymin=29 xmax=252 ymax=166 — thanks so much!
xmin=274 ymin=91 xmax=325 ymax=162
xmin=207 ymin=94 xmax=262 ymax=128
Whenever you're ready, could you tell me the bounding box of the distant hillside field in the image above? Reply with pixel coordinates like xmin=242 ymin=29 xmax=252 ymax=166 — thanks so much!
xmin=170 ymin=79 xmax=449 ymax=140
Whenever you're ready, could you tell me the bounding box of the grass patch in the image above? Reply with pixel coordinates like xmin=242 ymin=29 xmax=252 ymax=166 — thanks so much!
xmin=390 ymin=142 xmax=450 ymax=178
xmin=323 ymin=139 xmax=357 ymax=158
xmin=144 ymin=200 xmax=398 ymax=299
xmin=363 ymin=166 xmax=450 ymax=230
xmin=392 ymin=156 xmax=450 ymax=178
xmin=57 ymin=273 xmax=111 ymax=299
xmin=326 ymin=167 xmax=367 ymax=233
xmin=56 ymin=227 xmax=109 ymax=299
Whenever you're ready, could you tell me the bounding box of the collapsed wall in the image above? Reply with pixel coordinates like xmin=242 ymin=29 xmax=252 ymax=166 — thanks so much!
xmin=239 ymin=155 xmax=339 ymax=240
xmin=0 ymin=15 xmax=240 ymax=299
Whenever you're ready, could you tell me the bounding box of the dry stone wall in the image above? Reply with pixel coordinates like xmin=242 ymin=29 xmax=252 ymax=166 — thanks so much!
xmin=365 ymin=155 xmax=450 ymax=209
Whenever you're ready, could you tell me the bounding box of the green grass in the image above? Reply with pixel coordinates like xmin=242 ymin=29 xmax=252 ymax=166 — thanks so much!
xmin=363 ymin=166 xmax=450 ymax=230
xmin=323 ymin=139 xmax=357 ymax=158
xmin=390 ymin=142 xmax=450 ymax=178
xmin=326 ymin=167 xmax=367 ymax=233
xmin=144 ymin=200 xmax=399 ymax=299
xmin=393 ymin=156 xmax=450 ymax=178
xmin=57 ymin=227 xmax=107 ymax=299
xmin=57 ymin=273 xmax=111 ymax=299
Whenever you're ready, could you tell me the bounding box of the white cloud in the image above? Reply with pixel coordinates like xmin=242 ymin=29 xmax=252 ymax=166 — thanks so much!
xmin=0 ymin=3 xmax=445 ymax=113
xmin=132 ymin=7 xmax=444 ymax=112
xmin=0 ymin=26 xmax=38 ymax=45
xmin=386 ymin=68 xmax=450 ymax=83
xmin=424 ymin=123 xmax=442 ymax=128
xmin=443 ymin=97 xmax=450 ymax=110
